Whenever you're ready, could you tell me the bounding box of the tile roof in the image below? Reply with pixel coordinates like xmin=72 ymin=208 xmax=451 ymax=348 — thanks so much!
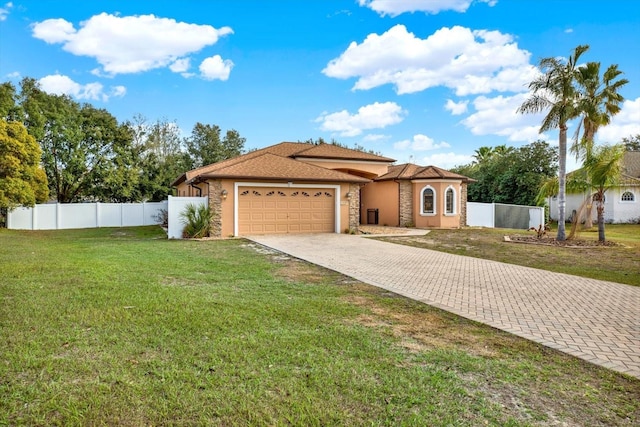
xmin=292 ymin=143 xmax=395 ymax=162
xmin=172 ymin=142 xmax=392 ymax=186
xmin=375 ymin=163 xmax=474 ymax=182
xmin=199 ymin=152 xmax=370 ymax=183
xmin=621 ymin=151 xmax=640 ymax=178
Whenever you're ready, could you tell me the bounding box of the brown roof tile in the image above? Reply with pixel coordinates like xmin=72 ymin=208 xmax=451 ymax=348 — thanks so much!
xmin=292 ymin=143 xmax=395 ymax=162
xmin=173 ymin=141 xmax=392 ymax=186
xmin=200 ymin=153 xmax=370 ymax=183
xmin=622 ymin=151 xmax=640 ymax=178
xmin=375 ymin=163 xmax=474 ymax=182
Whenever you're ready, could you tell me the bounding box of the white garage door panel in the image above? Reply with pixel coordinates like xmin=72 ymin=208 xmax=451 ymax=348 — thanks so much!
xmin=238 ymin=186 xmax=335 ymax=235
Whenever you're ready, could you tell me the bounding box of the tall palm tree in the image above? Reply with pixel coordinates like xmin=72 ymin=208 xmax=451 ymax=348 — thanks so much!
xmin=571 ymin=61 xmax=628 ymax=229
xmin=518 ymin=45 xmax=589 ymax=241
xmin=572 ymin=61 xmax=628 ymax=157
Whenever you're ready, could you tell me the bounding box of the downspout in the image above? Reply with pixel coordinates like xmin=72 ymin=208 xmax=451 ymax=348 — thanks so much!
xmin=395 ymin=180 xmax=401 ymax=227
xmin=190 ymin=182 xmax=202 ymax=197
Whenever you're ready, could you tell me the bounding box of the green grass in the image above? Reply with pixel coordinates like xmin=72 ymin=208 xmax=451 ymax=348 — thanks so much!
xmin=1 ymin=226 xmax=638 ymax=425
xmin=377 ymin=224 xmax=640 ymax=286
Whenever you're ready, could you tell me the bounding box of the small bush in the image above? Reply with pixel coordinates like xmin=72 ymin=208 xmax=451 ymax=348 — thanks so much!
xmin=180 ymin=204 xmax=212 ymax=238
xmin=153 ymin=208 xmax=169 ymax=228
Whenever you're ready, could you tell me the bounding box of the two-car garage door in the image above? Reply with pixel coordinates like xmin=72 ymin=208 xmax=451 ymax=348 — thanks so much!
xmin=237 ymin=186 xmax=335 ymax=235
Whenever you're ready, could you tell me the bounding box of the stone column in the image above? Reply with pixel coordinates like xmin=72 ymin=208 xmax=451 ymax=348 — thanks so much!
xmin=348 ymin=183 xmax=360 ymax=231
xmin=399 ymin=180 xmax=414 ymax=227
xmin=207 ymin=180 xmax=223 ymax=237
xmin=460 ymin=182 xmax=468 ymax=227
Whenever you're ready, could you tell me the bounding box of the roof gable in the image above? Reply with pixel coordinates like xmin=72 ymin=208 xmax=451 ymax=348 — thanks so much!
xmin=375 ymin=163 xmax=473 ymax=182
xmin=173 ymin=141 xmax=392 ymax=186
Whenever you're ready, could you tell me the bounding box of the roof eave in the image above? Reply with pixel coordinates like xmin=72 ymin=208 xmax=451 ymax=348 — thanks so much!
xmin=199 ymin=173 xmax=370 ymax=184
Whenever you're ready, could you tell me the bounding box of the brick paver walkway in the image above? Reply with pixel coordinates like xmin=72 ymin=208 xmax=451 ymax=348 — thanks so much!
xmin=248 ymin=233 xmax=640 ymax=379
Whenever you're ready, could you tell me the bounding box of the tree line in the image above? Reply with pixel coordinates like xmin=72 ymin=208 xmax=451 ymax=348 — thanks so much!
xmin=0 ymin=77 xmax=245 ymax=208
xmin=451 ymin=140 xmax=558 ymax=207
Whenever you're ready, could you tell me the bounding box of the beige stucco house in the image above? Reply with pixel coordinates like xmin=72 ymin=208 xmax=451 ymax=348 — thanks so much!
xmin=172 ymin=142 xmax=473 ymax=237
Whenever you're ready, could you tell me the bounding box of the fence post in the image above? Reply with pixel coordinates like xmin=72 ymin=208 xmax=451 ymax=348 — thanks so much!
xmin=56 ymin=203 xmax=61 ymax=230
xmin=96 ymin=202 xmax=100 ymax=228
xmin=491 ymin=202 xmax=496 ymax=228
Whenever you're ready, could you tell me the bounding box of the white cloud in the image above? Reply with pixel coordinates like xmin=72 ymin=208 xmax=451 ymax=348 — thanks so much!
xmin=596 ymin=97 xmax=640 ymax=143
xmin=170 ymin=58 xmax=191 ymax=73
xmin=199 ymin=55 xmax=233 ymax=81
xmin=358 ymin=0 xmax=496 ymax=16
xmin=421 ymin=152 xmax=475 ymax=169
xmin=31 ymin=13 xmax=233 ymax=76
xmin=0 ymin=2 xmax=13 ymax=21
xmin=316 ymin=101 xmax=406 ymax=137
xmin=394 ymin=134 xmax=450 ymax=151
xmin=38 ymin=74 xmax=126 ymax=102
xmin=323 ymin=25 xmax=534 ymax=96
xmin=6 ymin=71 xmax=20 ymax=79
xmin=445 ymin=99 xmax=468 ymax=115
xmin=461 ymin=93 xmax=551 ymax=142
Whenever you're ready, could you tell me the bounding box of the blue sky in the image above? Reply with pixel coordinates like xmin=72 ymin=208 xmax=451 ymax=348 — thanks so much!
xmin=1 ymin=0 xmax=639 ymax=170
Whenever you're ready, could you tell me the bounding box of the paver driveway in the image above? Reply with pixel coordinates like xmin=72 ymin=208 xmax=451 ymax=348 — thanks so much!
xmin=248 ymin=233 xmax=640 ymax=379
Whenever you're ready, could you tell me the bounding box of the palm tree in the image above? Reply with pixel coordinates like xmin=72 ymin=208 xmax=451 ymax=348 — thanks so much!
xmin=472 ymin=146 xmax=494 ymax=164
xmin=573 ymin=62 xmax=628 ymax=155
xmin=578 ymin=144 xmax=625 ymax=242
xmin=518 ymin=45 xmax=589 ymax=241
xmin=571 ymin=61 xmax=628 ymax=229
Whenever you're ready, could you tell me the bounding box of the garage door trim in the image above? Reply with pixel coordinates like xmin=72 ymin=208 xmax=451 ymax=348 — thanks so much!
xmin=234 ymin=182 xmax=341 ymax=236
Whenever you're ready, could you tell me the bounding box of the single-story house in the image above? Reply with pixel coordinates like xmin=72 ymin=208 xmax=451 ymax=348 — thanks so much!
xmin=549 ymin=151 xmax=640 ymax=223
xmin=172 ymin=142 xmax=473 ymax=237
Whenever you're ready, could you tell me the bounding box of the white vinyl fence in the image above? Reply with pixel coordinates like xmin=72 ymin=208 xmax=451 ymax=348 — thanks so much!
xmin=167 ymin=196 xmax=208 ymax=239
xmin=7 ymin=201 xmax=168 ymax=230
xmin=467 ymin=202 xmax=545 ymax=230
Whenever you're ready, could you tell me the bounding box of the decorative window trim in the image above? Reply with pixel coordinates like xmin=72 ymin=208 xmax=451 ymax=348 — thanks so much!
xmin=420 ymin=185 xmax=436 ymax=216
xmin=444 ymin=185 xmax=456 ymax=216
xmin=620 ymin=190 xmax=635 ymax=203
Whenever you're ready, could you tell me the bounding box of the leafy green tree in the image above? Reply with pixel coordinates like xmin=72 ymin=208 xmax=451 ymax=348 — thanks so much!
xmin=453 ymin=141 xmax=557 ymax=206
xmin=18 ymin=78 xmax=140 ymax=202
xmin=185 ymin=122 xmax=245 ymax=168
xmin=621 ymin=135 xmax=640 ymax=151
xmin=131 ymin=116 xmax=192 ymax=201
xmin=518 ymin=45 xmax=589 ymax=240
xmin=0 ymin=120 xmax=49 ymax=209
xmin=0 ymin=82 xmax=23 ymax=121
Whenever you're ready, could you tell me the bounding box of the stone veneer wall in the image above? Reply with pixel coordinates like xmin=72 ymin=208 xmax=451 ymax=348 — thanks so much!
xmin=207 ymin=180 xmax=223 ymax=237
xmin=460 ymin=182 xmax=468 ymax=227
xmin=349 ymin=183 xmax=360 ymax=231
xmin=399 ymin=180 xmax=414 ymax=227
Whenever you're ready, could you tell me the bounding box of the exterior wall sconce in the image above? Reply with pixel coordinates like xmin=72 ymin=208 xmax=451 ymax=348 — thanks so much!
xmin=221 ymin=189 xmax=228 ymax=200
xmin=346 ymin=192 xmax=353 ymax=199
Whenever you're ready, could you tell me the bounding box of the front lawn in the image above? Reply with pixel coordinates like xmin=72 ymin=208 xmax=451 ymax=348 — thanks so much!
xmin=1 ymin=227 xmax=638 ymax=425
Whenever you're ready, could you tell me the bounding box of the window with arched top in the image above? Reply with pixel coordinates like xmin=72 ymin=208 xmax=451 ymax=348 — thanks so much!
xmin=445 ymin=186 xmax=456 ymax=215
xmin=420 ymin=186 xmax=436 ymax=215
xmin=621 ymin=191 xmax=635 ymax=202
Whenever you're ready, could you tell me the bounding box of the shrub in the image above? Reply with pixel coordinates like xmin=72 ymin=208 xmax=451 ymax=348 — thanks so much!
xmin=180 ymin=203 xmax=212 ymax=238
xmin=153 ymin=208 xmax=169 ymax=228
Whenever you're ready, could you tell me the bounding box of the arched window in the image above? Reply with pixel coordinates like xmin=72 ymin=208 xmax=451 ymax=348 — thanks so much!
xmin=445 ymin=186 xmax=456 ymax=215
xmin=621 ymin=191 xmax=635 ymax=202
xmin=421 ymin=186 xmax=436 ymax=215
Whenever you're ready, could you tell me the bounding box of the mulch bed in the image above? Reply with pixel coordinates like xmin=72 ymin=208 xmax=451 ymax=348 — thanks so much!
xmin=505 ymin=235 xmax=619 ymax=247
